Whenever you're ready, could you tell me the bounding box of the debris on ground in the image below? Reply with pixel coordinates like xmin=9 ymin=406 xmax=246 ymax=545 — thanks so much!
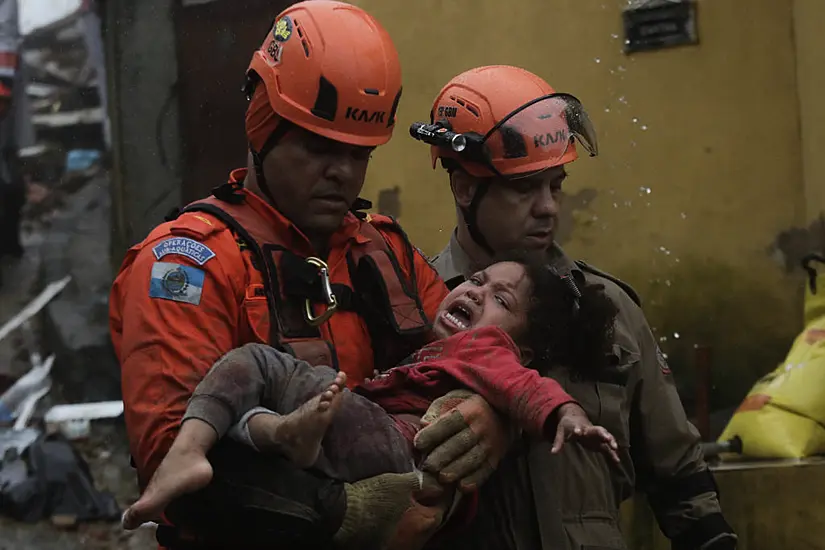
xmin=0 ymin=5 xmax=148 ymax=549
xmin=0 ymin=263 xmax=151 ymax=549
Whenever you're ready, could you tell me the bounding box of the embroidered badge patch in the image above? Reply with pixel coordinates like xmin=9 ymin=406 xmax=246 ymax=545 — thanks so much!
xmin=152 ymin=237 xmax=215 ymax=266
xmin=149 ymin=262 xmax=205 ymax=305
xmin=656 ymin=345 xmax=672 ymax=375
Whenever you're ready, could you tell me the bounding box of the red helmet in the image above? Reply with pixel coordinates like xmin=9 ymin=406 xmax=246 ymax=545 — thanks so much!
xmin=247 ymin=1 xmax=402 ymax=148
xmin=417 ymin=65 xmax=598 ymax=179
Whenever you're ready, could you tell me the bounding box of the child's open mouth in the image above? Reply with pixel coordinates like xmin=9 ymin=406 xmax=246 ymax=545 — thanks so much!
xmin=443 ymin=303 xmax=473 ymax=330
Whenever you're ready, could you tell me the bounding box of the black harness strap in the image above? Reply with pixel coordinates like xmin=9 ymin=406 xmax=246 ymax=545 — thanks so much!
xmin=176 ymin=198 xmax=286 ymax=349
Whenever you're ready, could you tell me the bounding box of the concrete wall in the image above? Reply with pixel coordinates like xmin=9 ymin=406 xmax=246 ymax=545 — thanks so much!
xmin=351 ymin=0 xmax=814 ymax=407
xmin=105 ymin=0 xmax=183 ymax=264
xmin=174 ymin=0 xmax=293 ymax=203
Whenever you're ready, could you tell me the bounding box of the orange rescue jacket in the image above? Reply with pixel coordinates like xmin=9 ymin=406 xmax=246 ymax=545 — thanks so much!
xmin=109 ymin=169 xmax=448 ymax=488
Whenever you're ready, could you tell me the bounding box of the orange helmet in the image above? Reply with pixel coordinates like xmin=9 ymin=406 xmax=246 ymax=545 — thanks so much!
xmin=247 ymin=1 xmax=402 ymax=148
xmin=412 ymin=65 xmax=598 ymax=179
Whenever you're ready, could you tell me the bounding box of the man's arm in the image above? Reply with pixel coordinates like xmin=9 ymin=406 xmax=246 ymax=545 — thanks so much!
xmin=399 ymin=246 xmax=515 ymax=494
xmin=625 ymin=301 xmax=737 ymax=550
xmin=111 ymin=228 xmax=242 ymax=487
xmin=421 ymin=327 xmax=577 ymax=437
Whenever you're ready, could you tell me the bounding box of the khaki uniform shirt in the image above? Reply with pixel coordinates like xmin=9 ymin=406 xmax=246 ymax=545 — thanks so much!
xmin=428 ymin=231 xmax=735 ymax=550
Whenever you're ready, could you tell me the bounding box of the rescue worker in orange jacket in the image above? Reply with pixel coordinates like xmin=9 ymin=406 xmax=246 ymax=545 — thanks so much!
xmin=109 ymin=3 xmax=512 ymax=548
xmin=412 ymin=66 xmax=738 ymax=550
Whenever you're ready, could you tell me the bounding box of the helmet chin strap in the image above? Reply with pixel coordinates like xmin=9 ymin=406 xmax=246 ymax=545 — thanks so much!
xmin=460 ymin=180 xmax=495 ymax=256
xmin=249 ymin=120 xmax=292 ymax=209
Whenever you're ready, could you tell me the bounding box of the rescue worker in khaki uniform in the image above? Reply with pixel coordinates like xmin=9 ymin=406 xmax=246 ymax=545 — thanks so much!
xmin=110 ymin=4 xmax=513 ymax=548
xmin=410 ymin=66 xmax=737 ymax=550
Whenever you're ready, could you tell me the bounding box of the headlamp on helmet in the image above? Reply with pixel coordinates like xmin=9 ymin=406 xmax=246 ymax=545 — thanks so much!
xmin=411 ymin=92 xmax=598 ymax=180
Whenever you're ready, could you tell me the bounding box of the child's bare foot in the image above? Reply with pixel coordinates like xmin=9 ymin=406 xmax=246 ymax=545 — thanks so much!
xmin=121 ymin=418 xmax=218 ymax=530
xmin=121 ymin=447 xmax=213 ymax=530
xmin=257 ymin=372 xmax=347 ymax=467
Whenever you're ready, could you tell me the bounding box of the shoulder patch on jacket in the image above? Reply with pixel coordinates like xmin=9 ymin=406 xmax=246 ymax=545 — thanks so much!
xmin=149 ymin=262 xmax=206 ymax=305
xmin=574 ymin=260 xmax=642 ymax=307
xmin=152 ymin=237 xmax=216 ymax=266
xmin=656 ymin=345 xmax=672 ymax=375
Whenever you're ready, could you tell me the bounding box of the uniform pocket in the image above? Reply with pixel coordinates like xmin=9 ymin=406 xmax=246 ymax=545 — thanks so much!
xmin=594 ymin=343 xmax=638 ymax=449
xmin=241 ymin=284 xmax=270 ymax=344
xmin=595 ymin=382 xmax=631 ymax=449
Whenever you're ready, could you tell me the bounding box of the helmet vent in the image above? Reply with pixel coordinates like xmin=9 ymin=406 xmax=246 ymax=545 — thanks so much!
xmin=449 ymin=95 xmax=480 ymax=118
xmin=294 ymin=19 xmax=310 ymax=57
xmin=311 ymin=75 xmax=338 ymax=121
xmin=387 ymin=88 xmax=402 ymax=128
xmin=364 ymin=88 xmax=380 ymax=96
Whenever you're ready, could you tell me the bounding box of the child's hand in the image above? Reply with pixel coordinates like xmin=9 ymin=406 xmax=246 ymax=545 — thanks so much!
xmin=551 ymin=403 xmax=621 ymax=464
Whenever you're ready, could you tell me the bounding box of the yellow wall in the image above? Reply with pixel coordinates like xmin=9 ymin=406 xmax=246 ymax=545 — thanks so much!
xmin=794 ymin=0 xmax=825 ymax=222
xmin=352 ymin=0 xmax=816 ymax=404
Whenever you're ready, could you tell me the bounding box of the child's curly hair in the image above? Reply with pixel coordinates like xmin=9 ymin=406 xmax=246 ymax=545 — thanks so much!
xmin=493 ymin=250 xmax=618 ymax=375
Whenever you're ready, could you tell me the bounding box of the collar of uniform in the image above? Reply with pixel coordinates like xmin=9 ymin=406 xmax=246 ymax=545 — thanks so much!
xmin=433 ymin=230 xmax=481 ymax=284
xmin=443 ymin=231 xmax=583 ymax=276
xmin=548 ymin=243 xmax=576 ymax=273
xmin=228 ymin=168 xmax=247 ymax=184
xmin=548 ymin=243 xmax=587 ymax=288
xmin=447 ymin=230 xmax=473 ymax=277
xmin=226 ymin=168 xmax=369 ymax=251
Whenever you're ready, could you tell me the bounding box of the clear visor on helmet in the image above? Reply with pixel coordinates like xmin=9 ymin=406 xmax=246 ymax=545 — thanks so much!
xmin=480 ymin=93 xmax=598 ymax=179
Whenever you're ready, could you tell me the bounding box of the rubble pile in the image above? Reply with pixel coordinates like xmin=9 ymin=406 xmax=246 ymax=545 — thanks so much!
xmin=0 ymin=7 xmax=140 ymax=549
xmin=16 ymin=8 xmax=119 ymax=405
xmin=19 ymin=9 xmax=107 ymax=225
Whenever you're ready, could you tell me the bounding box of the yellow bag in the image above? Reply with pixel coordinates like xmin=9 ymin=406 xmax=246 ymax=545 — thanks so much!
xmin=718 ymin=255 xmax=825 ymax=459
